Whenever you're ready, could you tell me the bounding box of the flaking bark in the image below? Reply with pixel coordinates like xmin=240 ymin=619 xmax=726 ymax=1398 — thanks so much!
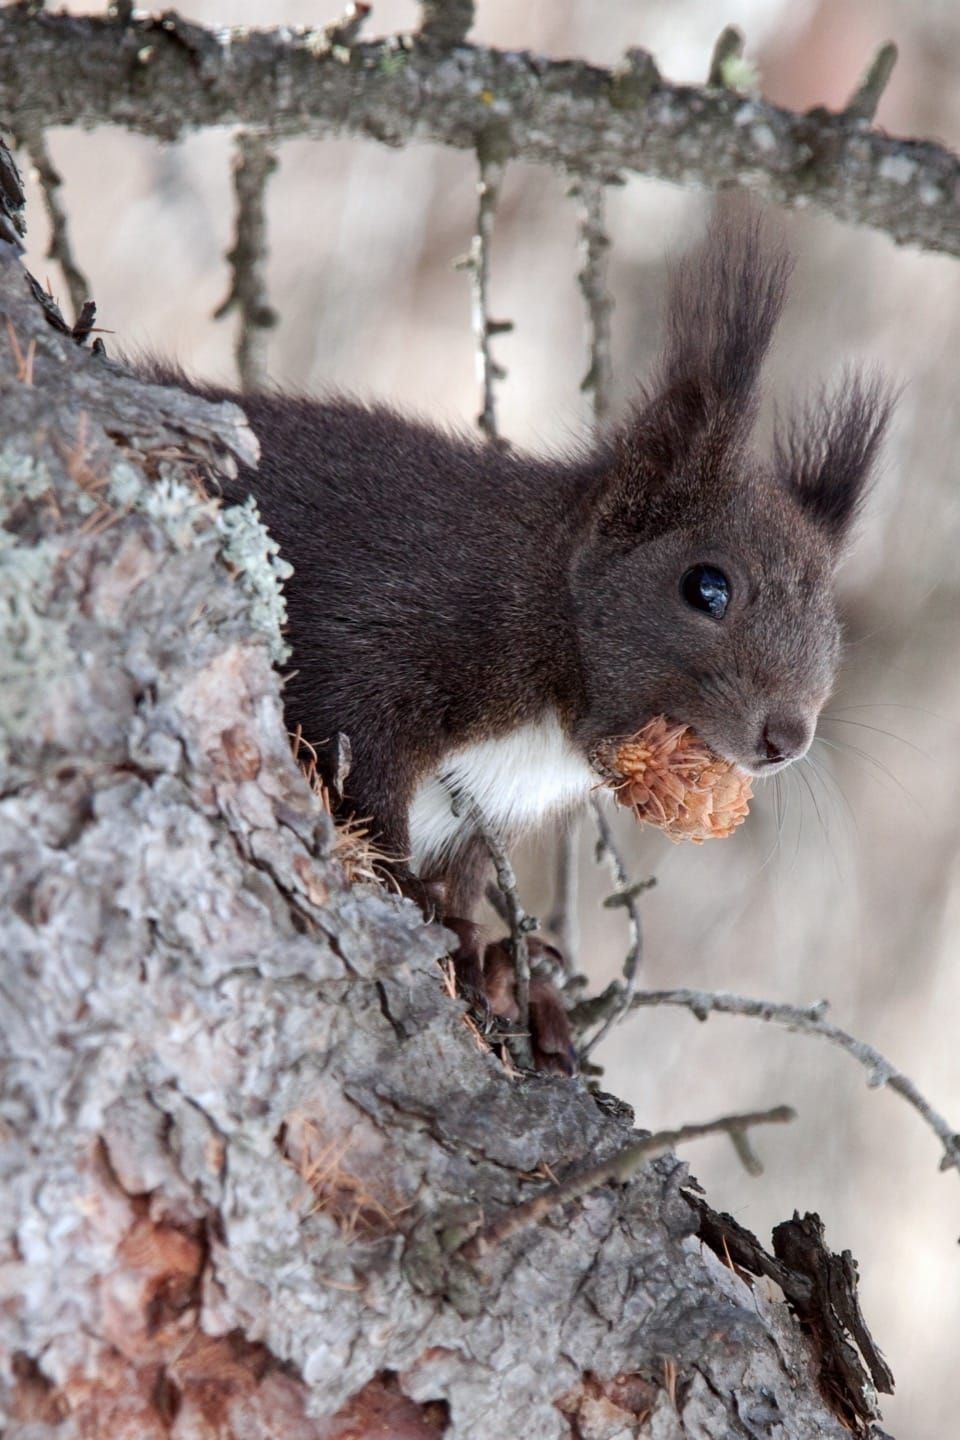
xmin=0 ymin=243 xmax=888 ymax=1438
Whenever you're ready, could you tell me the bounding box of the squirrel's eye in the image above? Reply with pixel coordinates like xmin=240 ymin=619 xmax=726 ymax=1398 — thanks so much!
xmin=680 ymin=564 xmax=730 ymax=619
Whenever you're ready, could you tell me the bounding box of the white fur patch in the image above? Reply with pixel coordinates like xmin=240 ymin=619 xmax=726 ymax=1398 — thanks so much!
xmin=408 ymin=711 xmax=595 ymax=873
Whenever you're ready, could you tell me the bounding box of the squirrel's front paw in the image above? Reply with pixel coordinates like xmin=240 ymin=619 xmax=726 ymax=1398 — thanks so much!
xmin=482 ymin=937 xmax=578 ymax=1077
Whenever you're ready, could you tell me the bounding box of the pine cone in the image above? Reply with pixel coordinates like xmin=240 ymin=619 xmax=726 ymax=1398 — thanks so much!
xmin=592 ymin=716 xmax=753 ymax=843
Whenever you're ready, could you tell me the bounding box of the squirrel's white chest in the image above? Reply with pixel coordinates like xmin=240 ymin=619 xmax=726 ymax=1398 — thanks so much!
xmin=408 ymin=711 xmax=595 ymax=873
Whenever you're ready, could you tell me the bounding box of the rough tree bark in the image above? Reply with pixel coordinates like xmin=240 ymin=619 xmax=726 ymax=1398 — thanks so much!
xmin=0 ymin=213 xmax=894 ymax=1435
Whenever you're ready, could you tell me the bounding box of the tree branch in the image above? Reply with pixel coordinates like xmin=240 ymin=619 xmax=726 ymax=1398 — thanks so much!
xmin=627 ymin=988 xmax=960 ymax=1177
xmin=463 ymin=1103 xmax=795 ymax=1259
xmin=449 ymin=783 xmax=535 ymax=1066
xmin=545 ymin=174 xmax=616 ymax=971
xmin=462 ymin=148 xmax=510 ymax=442
xmin=573 ymin=172 xmax=614 ymax=421
xmin=545 ymin=817 xmax=580 ymax=970
xmin=0 ymin=9 xmax=957 ymax=256
xmin=214 ymin=130 xmax=278 ymax=391
xmin=579 ymin=798 xmax=655 ymax=1059
xmin=18 ymin=122 xmax=89 ymax=320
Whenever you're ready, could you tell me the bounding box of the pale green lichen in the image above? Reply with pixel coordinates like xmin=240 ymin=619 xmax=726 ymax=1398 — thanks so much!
xmin=218 ymin=496 xmax=293 ymax=664
xmin=0 ymin=528 xmax=56 ymax=660
xmin=105 ymin=463 xmax=292 ymax=662
xmin=721 ymin=54 xmax=759 ymax=94
xmin=106 ymin=459 xmax=149 ymax=509
xmin=0 ymin=443 xmax=69 ymax=517
xmin=0 ymin=528 xmax=69 ymax=768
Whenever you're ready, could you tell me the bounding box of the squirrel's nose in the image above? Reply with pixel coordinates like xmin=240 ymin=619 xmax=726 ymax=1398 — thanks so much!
xmin=761 ymin=714 xmax=812 ymax=766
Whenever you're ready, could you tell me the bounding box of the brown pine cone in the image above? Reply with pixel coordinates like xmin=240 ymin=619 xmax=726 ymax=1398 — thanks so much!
xmin=592 ymin=715 xmax=753 ymax=843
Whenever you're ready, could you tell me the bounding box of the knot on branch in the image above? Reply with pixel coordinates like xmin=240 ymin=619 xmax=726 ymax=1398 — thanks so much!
xmin=845 ymin=41 xmax=898 ymax=123
xmin=418 ymin=0 xmax=474 ymax=49
xmin=610 ymin=47 xmax=660 ymax=109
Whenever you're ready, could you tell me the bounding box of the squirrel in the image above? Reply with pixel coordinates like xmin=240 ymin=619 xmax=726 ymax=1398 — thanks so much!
xmin=140 ymin=218 xmax=892 ymax=1069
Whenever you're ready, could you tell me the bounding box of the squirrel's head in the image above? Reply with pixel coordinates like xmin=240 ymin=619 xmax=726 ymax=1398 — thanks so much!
xmin=571 ymin=219 xmax=893 ymax=776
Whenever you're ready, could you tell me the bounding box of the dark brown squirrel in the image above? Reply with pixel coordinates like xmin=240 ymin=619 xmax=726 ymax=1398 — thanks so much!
xmin=141 ymin=219 xmax=892 ymax=1069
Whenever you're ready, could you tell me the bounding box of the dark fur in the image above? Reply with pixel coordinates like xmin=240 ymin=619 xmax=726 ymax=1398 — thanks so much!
xmin=137 ymin=219 xmax=892 ymax=922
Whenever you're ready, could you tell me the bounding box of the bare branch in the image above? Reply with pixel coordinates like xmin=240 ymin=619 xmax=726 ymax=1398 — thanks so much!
xmin=846 ymin=41 xmax=898 ymax=123
xmin=0 ymin=13 xmax=956 ymax=258
xmin=448 ymin=784 xmax=535 ymax=1066
xmin=214 ymin=130 xmax=278 ymax=392
xmin=463 ymin=1104 xmax=795 ymax=1258
xmin=579 ymin=798 xmax=654 ymax=1059
xmin=419 ymin=0 xmax=474 ymax=48
xmin=628 ymin=988 xmax=960 ymax=1176
xmin=462 ymin=150 xmax=510 ymax=442
xmin=545 ymin=820 xmax=579 ymax=972
xmin=544 ymin=174 xmax=616 ymax=970
xmin=573 ymin=174 xmax=614 ymax=424
xmin=18 ymin=123 xmax=89 ymax=321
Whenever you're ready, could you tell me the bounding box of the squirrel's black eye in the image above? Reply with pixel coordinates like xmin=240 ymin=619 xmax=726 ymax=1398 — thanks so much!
xmin=680 ymin=564 xmax=731 ymax=619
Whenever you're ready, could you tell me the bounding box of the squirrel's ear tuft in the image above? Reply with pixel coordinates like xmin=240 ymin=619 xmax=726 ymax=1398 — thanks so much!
xmin=596 ymin=214 xmax=792 ymax=540
xmin=774 ymin=369 xmax=895 ymax=545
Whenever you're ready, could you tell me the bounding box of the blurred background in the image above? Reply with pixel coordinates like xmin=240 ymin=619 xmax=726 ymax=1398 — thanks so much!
xmin=15 ymin=1 xmax=960 ymax=1433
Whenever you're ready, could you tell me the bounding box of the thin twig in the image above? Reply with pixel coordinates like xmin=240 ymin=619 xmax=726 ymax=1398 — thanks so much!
xmin=214 ymin=130 xmax=278 ymax=391
xmin=546 ymin=174 xmax=615 ymax=973
xmin=846 ymin=41 xmax=898 ymax=123
xmin=579 ymin=798 xmax=654 ymax=1060
xmin=545 ymin=820 xmax=579 ymax=973
xmin=626 ymin=988 xmax=960 ymax=1176
xmin=573 ymin=173 xmax=614 ymax=422
xmin=448 ymin=784 xmax=536 ymax=1067
xmin=462 ymin=1104 xmax=794 ymax=1258
xmin=20 ymin=124 xmax=89 ymax=321
xmin=465 ymin=150 xmax=510 ymax=442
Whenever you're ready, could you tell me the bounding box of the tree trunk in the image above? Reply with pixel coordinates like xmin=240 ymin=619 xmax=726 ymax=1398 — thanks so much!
xmin=0 ymin=242 xmax=885 ymax=1439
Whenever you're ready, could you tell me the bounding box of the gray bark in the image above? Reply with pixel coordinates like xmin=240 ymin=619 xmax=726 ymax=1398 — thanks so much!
xmin=0 ymin=8 xmax=957 ymax=258
xmin=0 ymin=241 xmax=885 ymax=1437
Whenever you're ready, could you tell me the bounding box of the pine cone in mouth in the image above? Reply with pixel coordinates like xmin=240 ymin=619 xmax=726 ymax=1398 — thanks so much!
xmin=592 ymin=715 xmax=753 ymax=843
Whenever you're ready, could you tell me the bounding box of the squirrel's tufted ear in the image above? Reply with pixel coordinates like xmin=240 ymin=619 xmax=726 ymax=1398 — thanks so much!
xmin=774 ymin=369 xmax=895 ymax=546
xmin=594 ymin=215 xmax=792 ymax=540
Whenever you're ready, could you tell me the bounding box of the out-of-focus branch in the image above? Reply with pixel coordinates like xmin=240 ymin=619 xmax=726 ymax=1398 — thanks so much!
xmin=18 ymin=123 xmax=89 ymax=320
xmin=579 ymin=799 xmax=655 ymax=1059
xmin=846 ymin=41 xmax=898 ymax=123
xmin=545 ymin=819 xmax=579 ymax=971
xmin=463 ymin=150 xmax=510 ymax=442
xmin=573 ymin=173 xmax=614 ymax=423
xmin=627 ymin=988 xmax=960 ymax=1177
xmin=419 ymin=0 xmax=474 ymax=48
xmin=1 ymin=12 xmax=955 ymax=257
xmin=214 ymin=130 xmax=278 ymax=391
xmin=546 ymin=174 xmax=616 ymax=970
